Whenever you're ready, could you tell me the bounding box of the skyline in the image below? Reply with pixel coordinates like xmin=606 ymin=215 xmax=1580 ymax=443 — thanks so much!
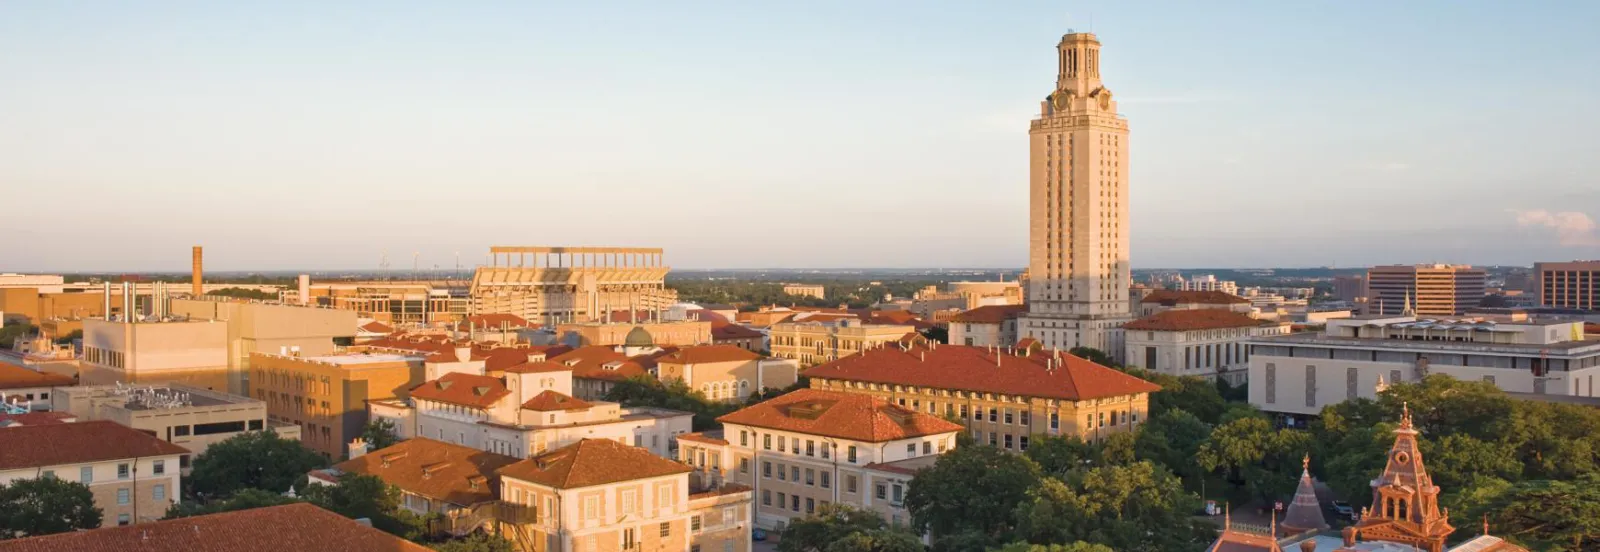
xmin=4 ymin=1 xmax=1600 ymax=272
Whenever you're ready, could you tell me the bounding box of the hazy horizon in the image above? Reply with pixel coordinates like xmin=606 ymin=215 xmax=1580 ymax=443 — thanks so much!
xmin=5 ymin=1 xmax=1598 ymax=272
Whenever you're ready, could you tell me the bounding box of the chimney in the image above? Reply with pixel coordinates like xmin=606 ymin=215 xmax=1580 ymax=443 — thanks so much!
xmin=298 ymin=274 xmax=310 ymax=306
xmin=191 ymin=246 xmax=203 ymax=296
xmin=348 ymin=437 xmax=371 ymax=458
xmin=103 ymin=282 xmax=111 ymax=320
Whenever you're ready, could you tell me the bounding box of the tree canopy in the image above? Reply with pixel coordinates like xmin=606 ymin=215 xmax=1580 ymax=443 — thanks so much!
xmin=778 ymin=504 xmax=922 ymax=552
xmin=187 ymin=430 xmax=327 ymax=499
xmin=0 ymin=477 xmax=102 ymax=539
xmin=905 ymin=444 xmax=1042 ymax=544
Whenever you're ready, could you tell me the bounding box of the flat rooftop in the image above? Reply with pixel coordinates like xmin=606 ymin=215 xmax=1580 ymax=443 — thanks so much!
xmin=298 ymin=353 xmax=419 ymax=365
xmin=1252 ymin=332 xmax=1600 ymax=355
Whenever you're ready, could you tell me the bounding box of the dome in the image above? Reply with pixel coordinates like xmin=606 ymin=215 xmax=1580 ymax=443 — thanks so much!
xmin=623 ymin=326 xmax=654 ymax=348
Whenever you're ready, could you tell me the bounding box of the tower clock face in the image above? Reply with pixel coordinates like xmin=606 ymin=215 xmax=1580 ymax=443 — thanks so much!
xmin=1394 ymin=451 xmax=1410 ymax=464
xmin=1054 ymin=92 xmax=1072 ymax=110
xmin=1098 ymin=92 xmax=1112 ymax=111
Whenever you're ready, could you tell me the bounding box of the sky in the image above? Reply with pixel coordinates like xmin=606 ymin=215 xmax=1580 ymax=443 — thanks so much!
xmin=3 ymin=1 xmax=1599 ymax=272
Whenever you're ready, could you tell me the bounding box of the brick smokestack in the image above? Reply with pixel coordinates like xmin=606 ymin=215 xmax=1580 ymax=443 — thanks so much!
xmin=192 ymin=246 xmax=203 ymax=296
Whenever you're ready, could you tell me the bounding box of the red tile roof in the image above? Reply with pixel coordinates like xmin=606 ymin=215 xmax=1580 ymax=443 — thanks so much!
xmin=861 ymin=310 xmax=934 ymax=329
xmin=688 ymin=310 xmax=766 ymax=341
xmin=520 ymin=390 xmax=593 ymax=412
xmin=717 ymin=388 xmax=965 ymax=443
xmin=503 ymin=360 xmax=575 ymax=374
xmin=802 ymin=344 xmax=1160 ymax=401
xmin=676 ymin=432 xmax=729 ymax=446
xmin=408 ymin=372 xmax=511 ymax=409
xmin=950 ymin=304 xmax=1027 ymax=324
xmin=1141 ymin=290 xmax=1250 ymax=305
xmin=497 ymin=439 xmax=691 ymax=489
xmin=0 ymin=411 xmax=76 ymax=427
xmin=0 ymin=503 xmax=432 ymax=552
xmin=656 ymin=345 xmax=761 ymax=365
xmin=547 ymin=346 xmax=661 ymax=382
xmin=1124 ymin=309 xmax=1269 ymax=331
xmin=0 ymin=364 xmax=74 ymax=390
xmin=357 ymin=321 xmax=393 ymax=334
xmin=0 ymin=420 xmax=188 ymax=470
xmin=480 ymin=346 xmax=538 ymax=373
xmin=332 ymin=438 xmax=519 ymax=507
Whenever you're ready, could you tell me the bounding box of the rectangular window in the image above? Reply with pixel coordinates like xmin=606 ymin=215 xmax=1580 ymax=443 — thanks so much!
xmin=777 ymin=463 xmax=786 ymax=481
xmin=806 ymin=497 xmax=815 ymax=514
xmin=847 ymin=475 xmax=858 ymax=493
xmin=876 ymin=484 xmax=887 ymax=500
xmin=622 ymin=528 xmax=636 ymax=550
xmin=778 ymin=436 xmax=786 ymax=452
xmin=583 ymin=496 xmax=597 ymax=520
xmin=661 ymin=522 xmax=671 ymax=538
xmin=762 ymin=490 xmax=772 ymax=506
xmin=80 ymin=466 xmax=93 ymax=484
xmin=764 ymin=434 xmax=772 ymax=450
xmin=117 ymin=463 xmax=130 ymax=479
xmin=960 ymin=404 xmax=969 ymax=418
xmin=741 ymin=431 xmax=749 ymax=447
xmin=1020 ymin=411 xmax=1031 ymax=426
xmin=1050 ymin=413 xmax=1059 ymax=430
xmin=988 ymin=408 xmax=997 ymax=422
xmin=847 ymin=446 xmax=857 ymax=463
xmin=821 ymin=471 xmax=831 ymax=489
xmin=906 ymin=443 xmax=916 ymax=456
xmin=153 ymin=484 xmax=166 ymax=501
xmin=988 ymin=433 xmax=997 ymax=446
xmin=1266 ymin=363 xmax=1277 ymax=404
xmin=806 ymin=440 xmax=815 ymax=456
xmin=891 ymin=484 xmax=903 ymax=503
xmin=739 ymin=458 xmax=750 ymax=474
xmin=922 ymin=441 xmax=931 ymax=454
xmin=691 ymin=515 xmax=702 ymax=532
xmin=193 ymin=421 xmax=247 ymax=436
xmin=821 ymin=443 xmax=830 ymax=459
xmin=791 ymin=495 xmax=800 ymax=512
xmin=117 ymin=514 xmax=130 ymax=526
xmin=791 ymin=466 xmax=799 ymax=481
xmin=1004 ymin=409 xmax=1014 ymax=425
xmin=659 ymin=486 xmax=670 ymax=509
xmin=621 ymin=490 xmax=636 ymax=514
xmin=1004 ymin=434 xmax=1014 ymax=449
xmin=153 ymin=460 xmax=165 ymax=475
xmin=1020 ymin=436 xmax=1030 ymax=450
xmin=117 ymin=489 xmax=130 ymax=505
xmin=1306 ymin=365 xmax=1318 ymax=408
xmin=763 ymin=461 xmax=772 ymax=478
xmin=805 ymin=468 xmax=815 ymax=486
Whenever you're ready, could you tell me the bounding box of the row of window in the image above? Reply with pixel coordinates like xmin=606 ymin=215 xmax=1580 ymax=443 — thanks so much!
xmin=762 ymin=489 xmax=829 ymax=515
xmin=43 ymin=459 xmax=167 ymax=485
xmin=760 ymin=461 xmax=833 ymax=489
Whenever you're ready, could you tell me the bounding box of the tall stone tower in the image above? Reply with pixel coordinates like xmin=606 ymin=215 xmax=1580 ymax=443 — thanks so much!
xmin=1019 ymin=32 xmax=1133 ymax=360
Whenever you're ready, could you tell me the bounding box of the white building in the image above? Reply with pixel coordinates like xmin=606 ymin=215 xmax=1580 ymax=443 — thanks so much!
xmin=1247 ymin=315 xmax=1600 ymax=416
xmin=948 ymin=305 xmax=1026 ymax=347
xmin=1179 ymin=275 xmax=1240 ymax=296
xmin=1124 ymin=310 xmax=1290 ymax=385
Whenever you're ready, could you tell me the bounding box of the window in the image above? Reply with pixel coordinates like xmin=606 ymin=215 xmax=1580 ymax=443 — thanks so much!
xmin=1050 ymin=413 xmax=1059 ymax=430
xmin=891 ymin=484 xmax=904 ymax=503
xmin=80 ymin=466 xmax=93 ymax=484
xmin=778 ymin=436 xmax=786 ymax=452
xmin=806 ymin=497 xmax=815 ymax=514
xmin=1004 ymin=434 xmax=1014 ymax=449
xmin=41 ymin=470 xmax=55 ymax=479
xmin=153 ymin=484 xmax=166 ymax=501
xmin=777 ymin=463 xmax=786 ymax=481
xmin=906 ymin=443 xmax=916 ymax=456
xmin=762 ymin=490 xmax=772 ymax=506
xmin=1305 ymin=365 xmax=1318 ymax=408
xmin=763 ymin=461 xmax=772 ymax=478
xmin=960 ymin=404 xmax=969 ymax=418
xmin=791 ymin=466 xmax=799 ymax=481
xmin=739 ymin=458 xmax=750 ymax=474
xmin=821 ymin=443 xmax=830 ymax=459
xmin=621 ymin=490 xmax=636 ymax=514
xmin=988 ymin=408 xmax=997 ymax=422
xmin=153 ymin=460 xmax=165 ymax=475
xmin=583 ymin=496 xmax=598 ymax=520
xmin=847 ymin=446 xmax=857 ymax=463
xmin=806 ymin=440 xmax=815 ymax=456
xmin=847 ymin=475 xmax=858 ymax=493
xmin=193 ymin=421 xmax=247 ymax=435
xmin=821 ymin=471 xmax=831 ymax=488
xmin=1265 ymin=363 xmax=1278 ymax=404
xmin=922 ymin=442 xmax=931 ymax=455
xmin=791 ymin=495 xmax=800 ymax=512
xmin=117 ymin=514 xmax=130 ymax=526
xmin=1020 ymin=436 xmax=1030 ymax=450
xmin=117 ymin=489 xmax=130 ymax=505
xmin=988 ymin=433 xmax=997 ymax=446
xmin=876 ymin=484 xmax=887 ymax=500
xmin=1020 ymin=411 xmax=1031 ymax=426
xmin=622 ymin=528 xmax=637 ymax=550
xmin=805 ymin=469 xmax=815 ymax=486
xmin=741 ymin=430 xmax=749 ymax=447
xmin=660 ymin=522 xmax=671 ymax=538
xmin=764 ymin=434 xmax=772 ymax=450
xmin=117 ymin=463 xmax=130 ymax=479
xmin=1004 ymin=409 xmax=1014 ymax=424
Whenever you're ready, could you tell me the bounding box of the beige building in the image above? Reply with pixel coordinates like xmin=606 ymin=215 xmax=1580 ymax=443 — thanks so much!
xmin=654 ymin=345 xmax=801 ymax=402
xmin=288 ymin=281 xmax=470 ymax=326
xmin=496 ymin=438 xmax=752 ymax=552
xmin=51 ymin=382 xmax=300 ymax=468
xmin=781 ymin=284 xmax=826 ymax=300
xmin=768 ymin=319 xmax=914 ymax=366
xmin=948 ymin=305 xmax=1027 ymax=347
xmin=1535 ymin=260 xmax=1600 ymax=311
xmin=471 ymin=246 xmax=678 ymax=327
xmin=804 ymin=342 xmax=1160 ymax=445
xmin=1248 ymin=315 xmax=1600 ymax=417
xmin=167 ymin=297 xmax=358 ymax=393
xmin=0 ymin=420 xmax=186 ymax=526
xmin=907 ymin=282 xmax=1023 ymax=320
xmin=1123 ymin=310 xmax=1290 ymax=385
xmin=1019 ymin=32 xmax=1134 ymax=360
xmin=80 ymin=318 xmax=232 ymax=392
xmin=554 ymin=320 xmax=711 ymax=348
xmin=0 ymin=363 xmax=75 ymax=411
xmin=677 ymin=388 xmax=963 ymax=531
xmin=250 ymin=350 xmax=426 ymax=458
xmin=1366 ymin=264 xmax=1487 ymax=316
xmin=1136 ymin=290 xmax=1253 ymax=317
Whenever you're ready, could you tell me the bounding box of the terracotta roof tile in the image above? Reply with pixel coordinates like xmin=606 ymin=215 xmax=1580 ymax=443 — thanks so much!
xmin=0 ymin=420 xmax=188 ymax=470
xmin=688 ymin=310 xmax=766 ymax=341
xmin=358 ymin=321 xmax=393 ymax=334
xmin=1124 ymin=309 xmax=1269 ymax=331
xmin=717 ymin=389 xmax=964 ymax=443
xmin=497 ymin=439 xmax=691 ymax=489
xmin=548 ymin=346 xmax=658 ymax=382
xmin=0 ymin=503 xmax=432 ymax=552
xmin=1141 ymin=290 xmax=1250 ymax=305
xmin=950 ymin=305 xmax=1027 ymax=324
xmin=480 ymin=347 xmax=538 ymax=372
xmin=0 ymin=364 xmax=74 ymax=390
xmin=0 ymin=411 xmax=76 ymax=427
xmin=802 ymin=344 xmax=1160 ymax=401
xmin=332 ymin=439 xmax=517 ymax=507
xmin=408 ymin=372 xmax=510 ymax=409
xmin=503 ymin=360 xmax=575 ymax=374
xmin=520 ymin=390 xmax=593 ymax=412
xmin=676 ymin=431 xmax=729 ymax=446
xmin=656 ymin=345 xmax=761 ymax=365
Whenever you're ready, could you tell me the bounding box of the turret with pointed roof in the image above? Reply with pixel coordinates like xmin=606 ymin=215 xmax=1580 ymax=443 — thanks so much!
xmin=1344 ymin=403 xmax=1455 ymax=552
xmin=1281 ymin=454 xmax=1329 ymax=534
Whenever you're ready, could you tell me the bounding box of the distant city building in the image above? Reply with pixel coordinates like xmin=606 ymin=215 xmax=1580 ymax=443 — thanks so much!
xmin=1247 ymin=315 xmax=1600 ymax=417
xmin=768 ymin=318 xmax=914 ymax=367
xmin=1124 ymin=310 xmax=1290 ymax=385
xmin=1366 ymin=264 xmax=1487 ymax=316
xmin=470 ymin=246 xmax=678 ymax=327
xmin=1019 ymin=32 xmax=1134 ymax=359
xmin=803 ymin=342 xmax=1160 ymax=445
xmin=677 ymin=388 xmax=963 ymax=530
xmin=907 ymin=281 xmax=1022 ymax=320
xmin=1534 ymin=260 xmax=1600 ymax=311
xmin=0 ymin=421 xmax=186 ymax=527
xmin=250 ymin=349 xmax=427 ymax=458
xmin=948 ymin=305 xmax=1027 ymax=347
xmin=1136 ymin=290 xmax=1253 ymax=317
xmin=781 ymin=284 xmax=826 ymax=300
xmin=1179 ymin=275 xmax=1240 ymax=296
xmin=1333 ymin=275 xmax=1368 ymax=303
xmin=52 ymin=382 xmax=300 ymax=467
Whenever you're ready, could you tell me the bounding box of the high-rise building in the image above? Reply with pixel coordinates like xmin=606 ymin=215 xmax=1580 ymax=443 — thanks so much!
xmin=1534 ymin=260 xmax=1600 ymax=311
xmin=1333 ymin=275 xmax=1368 ymax=303
xmin=1019 ymin=31 xmax=1133 ymax=358
xmin=1366 ymin=265 xmax=1487 ymax=316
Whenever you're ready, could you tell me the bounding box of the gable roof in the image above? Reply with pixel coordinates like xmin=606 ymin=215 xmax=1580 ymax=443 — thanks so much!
xmin=802 ymin=344 xmax=1160 ymax=401
xmin=520 ymin=390 xmax=593 ymax=412
xmin=497 ymin=438 xmax=690 ymax=489
xmin=656 ymin=345 xmax=761 ymax=365
xmin=0 ymin=503 xmax=432 ymax=552
xmin=950 ymin=304 xmax=1027 ymax=324
xmin=1141 ymin=290 xmax=1250 ymax=305
xmin=408 ymin=372 xmax=511 ymax=409
xmin=1124 ymin=309 xmax=1268 ymax=331
xmin=547 ymin=346 xmax=660 ymax=382
xmin=717 ymin=388 xmax=965 ymax=443
xmin=357 ymin=321 xmax=393 ymax=334
xmin=0 ymin=420 xmax=188 ymax=470
xmin=0 ymin=364 xmax=74 ymax=391
xmin=332 ymin=438 xmax=517 ymax=507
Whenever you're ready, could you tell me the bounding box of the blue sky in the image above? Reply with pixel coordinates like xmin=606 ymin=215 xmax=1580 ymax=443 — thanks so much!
xmin=3 ymin=1 xmax=1598 ymax=271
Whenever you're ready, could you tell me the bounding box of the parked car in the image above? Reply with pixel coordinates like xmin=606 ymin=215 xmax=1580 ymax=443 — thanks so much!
xmin=752 ymin=528 xmax=768 ymax=541
xmin=1331 ymin=500 xmax=1356 ymax=520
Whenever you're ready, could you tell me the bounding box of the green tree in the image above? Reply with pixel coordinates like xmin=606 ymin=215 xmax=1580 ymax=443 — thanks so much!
xmin=1133 ymin=409 xmax=1211 ymax=482
xmin=1068 ymin=347 xmax=1119 ymax=368
xmin=993 ymin=542 xmax=1115 ymax=552
xmin=302 ymin=473 xmax=433 ymax=539
xmin=779 ymin=504 xmax=920 ymax=552
xmin=1095 ymin=431 xmax=1137 ymax=465
xmin=1012 ymin=462 xmax=1212 ymax=552
xmin=0 ymin=323 xmax=38 ymax=350
xmin=164 ymin=488 xmax=300 ymax=519
xmin=1025 ymin=435 xmax=1094 ymax=477
xmin=1197 ymin=417 xmax=1310 ymax=503
xmin=604 ymin=375 xmax=737 ymax=431
xmin=53 ymin=329 xmax=82 ymax=345
xmin=0 ymin=477 xmax=103 ymax=539
xmin=905 ymin=444 xmax=1041 ymax=542
xmin=431 ymin=531 xmax=517 ymax=552
xmin=206 ymin=287 xmax=279 ymax=301
xmin=360 ymin=419 xmax=402 ymax=451
xmin=1120 ymin=368 xmax=1225 ymax=424
xmin=188 ymin=430 xmax=327 ymax=499
xmin=1472 ymin=474 xmax=1600 ymax=551
xmin=1422 ymin=434 xmax=1522 ymax=491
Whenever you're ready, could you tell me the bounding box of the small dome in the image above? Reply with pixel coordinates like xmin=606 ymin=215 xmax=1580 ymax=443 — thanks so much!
xmin=623 ymin=326 xmax=654 ymax=348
